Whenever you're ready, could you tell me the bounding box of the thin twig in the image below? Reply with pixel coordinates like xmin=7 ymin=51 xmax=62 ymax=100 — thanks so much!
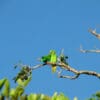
xmin=80 ymin=49 xmax=100 ymax=53
xmin=57 ymin=63 xmax=100 ymax=79
xmin=57 ymin=70 xmax=79 ymax=79
xmin=58 ymin=74 xmax=80 ymax=79
xmin=88 ymin=28 xmax=100 ymax=39
xmin=31 ymin=63 xmax=46 ymax=70
xmin=79 ymin=70 xmax=100 ymax=78
xmin=59 ymin=64 xmax=100 ymax=79
xmin=80 ymin=45 xmax=100 ymax=53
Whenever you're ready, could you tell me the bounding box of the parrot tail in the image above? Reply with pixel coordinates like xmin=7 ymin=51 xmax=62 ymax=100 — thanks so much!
xmin=52 ymin=65 xmax=56 ymax=73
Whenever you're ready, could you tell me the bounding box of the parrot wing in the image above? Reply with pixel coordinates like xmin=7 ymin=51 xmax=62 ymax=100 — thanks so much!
xmin=41 ymin=55 xmax=51 ymax=63
xmin=49 ymin=50 xmax=57 ymax=73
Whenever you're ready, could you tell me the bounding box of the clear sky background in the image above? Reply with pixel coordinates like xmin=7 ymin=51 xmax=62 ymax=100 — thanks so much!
xmin=0 ymin=0 xmax=100 ymax=99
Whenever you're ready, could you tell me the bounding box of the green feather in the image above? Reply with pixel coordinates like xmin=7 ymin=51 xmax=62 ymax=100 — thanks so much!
xmin=41 ymin=50 xmax=57 ymax=72
xmin=49 ymin=50 xmax=57 ymax=73
xmin=50 ymin=50 xmax=57 ymax=63
xmin=41 ymin=55 xmax=51 ymax=63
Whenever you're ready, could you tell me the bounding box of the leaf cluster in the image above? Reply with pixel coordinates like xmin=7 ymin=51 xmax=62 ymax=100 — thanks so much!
xmin=0 ymin=77 xmax=70 ymax=100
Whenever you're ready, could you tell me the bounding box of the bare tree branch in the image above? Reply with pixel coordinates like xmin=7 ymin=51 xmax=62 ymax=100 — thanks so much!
xmin=80 ymin=28 xmax=100 ymax=53
xmin=58 ymin=74 xmax=80 ymax=79
xmin=88 ymin=28 xmax=100 ymax=39
xmin=79 ymin=70 xmax=100 ymax=78
xmin=30 ymin=62 xmax=100 ymax=80
xmin=80 ymin=45 xmax=100 ymax=53
xmin=57 ymin=62 xmax=100 ymax=79
xmin=31 ymin=63 xmax=46 ymax=70
xmin=57 ymin=70 xmax=80 ymax=79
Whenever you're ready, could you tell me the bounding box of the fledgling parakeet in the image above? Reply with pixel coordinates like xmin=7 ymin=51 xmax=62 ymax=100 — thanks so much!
xmin=49 ymin=50 xmax=57 ymax=73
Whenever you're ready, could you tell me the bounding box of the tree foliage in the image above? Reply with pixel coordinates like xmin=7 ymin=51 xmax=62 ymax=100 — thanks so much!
xmin=0 ymin=77 xmax=70 ymax=100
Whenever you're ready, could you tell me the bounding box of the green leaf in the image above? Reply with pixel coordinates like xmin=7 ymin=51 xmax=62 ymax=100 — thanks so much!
xmin=10 ymin=86 xmax=24 ymax=100
xmin=10 ymin=88 xmax=16 ymax=97
xmin=56 ymin=93 xmax=69 ymax=100
xmin=52 ymin=92 xmax=69 ymax=100
xmin=20 ymin=95 xmax=27 ymax=100
xmin=0 ymin=78 xmax=7 ymax=90
xmin=39 ymin=94 xmax=51 ymax=100
xmin=52 ymin=92 xmax=58 ymax=100
xmin=17 ymin=76 xmax=32 ymax=87
xmin=2 ymin=79 xmax=10 ymax=97
xmin=0 ymin=78 xmax=10 ymax=97
xmin=28 ymin=94 xmax=37 ymax=100
xmin=10 ymin=88 xmax=17 ymax=100
xmin=0 ymin=95 xmax=5 ymax=100
xmin=13 ymin=65 xmax=32 ymax=83
xmin=73 ymin=97 xmax=78 ymax=100
xmin=15 ymin=86 xmax=24 ymax=96
xmin=96 ymin=91 xmax=100 ymax=98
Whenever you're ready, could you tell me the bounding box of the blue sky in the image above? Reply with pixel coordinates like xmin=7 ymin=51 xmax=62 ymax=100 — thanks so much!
xmin=0 ymin=0 xmax=100 ymax=99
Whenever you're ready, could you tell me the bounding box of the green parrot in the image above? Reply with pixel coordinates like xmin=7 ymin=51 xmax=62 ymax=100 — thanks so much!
xmin=49 ymin=50 xmax=57 ymax=73
xmin=40 ymin=50 xmax=57 ymax=72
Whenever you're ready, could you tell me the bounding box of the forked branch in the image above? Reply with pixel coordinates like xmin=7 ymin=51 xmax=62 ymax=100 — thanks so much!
xmin=80 ymin=28 xmax=100 ymax=53
xmin=88 ymin=28 xmax=100 ymax=40
xmin=31 ymin=62 xmax=100 ymax=80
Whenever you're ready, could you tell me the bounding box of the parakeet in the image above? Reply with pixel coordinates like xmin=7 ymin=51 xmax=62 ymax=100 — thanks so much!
xmin=49 ymin=50 xmax=57 ymax=73
xmin=40 ymin=50 xmax=57 ymax=72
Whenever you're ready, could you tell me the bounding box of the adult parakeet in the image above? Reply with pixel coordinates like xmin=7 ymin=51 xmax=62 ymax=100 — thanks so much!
xmin=49 ymin=50 xmax=57 ymax=73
